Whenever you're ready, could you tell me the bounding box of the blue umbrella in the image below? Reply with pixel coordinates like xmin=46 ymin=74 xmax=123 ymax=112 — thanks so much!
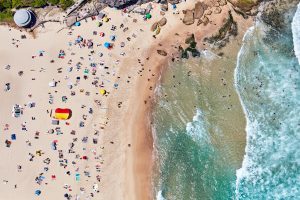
xmin=74 ymin=22 xmax=81 ymax=26
xmin=35 ymin=190 xmax=41 ymax=196
xmin=110 ymin=35 xmax=116 ymax=41
xmin=104 ymin=42 xmax=110 ymax=48
xmin=11 ymin=134 xmax=16 ymax=140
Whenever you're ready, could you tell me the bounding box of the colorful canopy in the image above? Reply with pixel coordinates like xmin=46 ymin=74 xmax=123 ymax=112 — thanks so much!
xmin=54 ymin=108 xmax=71 ymax=120
xmin=100 ymin=89 xmax=106 ymax=95
xmin=104 ymin=42 xmax=111 ymax=48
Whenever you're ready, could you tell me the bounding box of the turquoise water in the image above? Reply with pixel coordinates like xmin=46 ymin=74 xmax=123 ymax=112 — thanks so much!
xmin=235 ymin=4 xmax=300 ymax=200
xmin=153 ymin=62 xmax=237 ymax=199
xmin=153 ymin=3 xmax=300 ymax=200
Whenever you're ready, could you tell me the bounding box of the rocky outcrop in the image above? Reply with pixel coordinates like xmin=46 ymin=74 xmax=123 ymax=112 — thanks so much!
xmin=100 ymin=0 xmax=151 ymax=9
xmin=183 ymin=10 xmax=194 ymax=25
xmin=227 ymin=0 xmax=258 ymax=12
xmin=180 ymin=33 xmax=200 ymax=59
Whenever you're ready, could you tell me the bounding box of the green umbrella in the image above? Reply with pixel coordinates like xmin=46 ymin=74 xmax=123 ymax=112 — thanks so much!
xmin=145 ymin=13 xmax=152 ymax=19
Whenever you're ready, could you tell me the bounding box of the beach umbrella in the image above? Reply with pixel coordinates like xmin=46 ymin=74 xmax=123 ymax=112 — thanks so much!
xmin=120 ymin=42 xmax=125 ymax=48
xmin=104 ymin=42 xmax=110 ymax=48
xmin=100 ymin=89 xmax=106 ymax=95
xmin=75 ymin=173 xmax=80 ymax=181
xmin=172 ymin=4 xmax=177 ymax=9
xmin=35 ymin=190 xmax=41 ymax=196
xmin=110 ymin=35 xmax=116 ymax=41
xmin=74 ymin=22 xmax=81 ymax=26
xmin=99 ymin=32 xmax=105 ymax=37
xmin=103 ymin=16 xmax=109 ymax=22
xmin=87 ymin=41 xmax=93 ymax=47
xmin=145 ymin=13 xmax=152 ymax=19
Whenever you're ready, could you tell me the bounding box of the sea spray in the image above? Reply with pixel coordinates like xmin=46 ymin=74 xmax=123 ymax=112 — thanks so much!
xmin=234 ymin=15 xmax=300 ymax=199
xmin=292 ymin=2 xmax=300 ymax=64
xmin=234 ymin=25 xmax=255 ymax=198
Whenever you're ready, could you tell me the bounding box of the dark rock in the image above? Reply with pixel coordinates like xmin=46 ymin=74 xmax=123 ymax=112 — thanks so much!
xmin=100 ymin=0 xmax=151 ymax=9
xmin=185 ymin=33 xmax=195 ymax=44
xmin=157 ymin=50 xmax=168 ymax=56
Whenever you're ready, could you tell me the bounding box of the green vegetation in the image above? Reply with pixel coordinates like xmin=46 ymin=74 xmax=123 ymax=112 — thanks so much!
xmin=0 ymin=0 xmax=74 ymax=22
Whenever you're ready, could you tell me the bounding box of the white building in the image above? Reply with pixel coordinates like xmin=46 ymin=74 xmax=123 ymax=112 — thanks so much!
xmin=13 ymin=9 xmax=33 ymax=27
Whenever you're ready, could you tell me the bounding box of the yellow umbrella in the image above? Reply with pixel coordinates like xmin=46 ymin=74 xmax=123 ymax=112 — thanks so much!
xmin=103 ymin=17 xmax=109 ymax=22
xmin=100 ymin=89 xmax=106 ymax=95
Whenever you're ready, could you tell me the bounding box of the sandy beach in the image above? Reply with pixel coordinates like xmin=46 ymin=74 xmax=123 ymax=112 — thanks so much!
xmin=0 ymin=1 xmax=253 ymax=199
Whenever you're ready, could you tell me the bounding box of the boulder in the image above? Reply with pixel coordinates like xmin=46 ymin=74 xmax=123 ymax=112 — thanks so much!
xmin=157 ymin=50 xmax=168 ymax=56
xmin=158 ymin=17 xmax=167 ymax=26
xmin=183 ymin=10 xmax=194 ymax=25
xmin=194 ymin=2 xmax=205 ymax=19
xmin=151 ymin=22 xmax=159 ymax=31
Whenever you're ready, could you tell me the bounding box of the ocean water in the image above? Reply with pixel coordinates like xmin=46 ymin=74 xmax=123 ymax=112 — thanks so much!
xmin=152 ymin=50 xmax=245 ymax=199
xmin=235 ymin=4 xmax=300 ymax=199
xmin=153 ymin=2 xmax=300 ymax=200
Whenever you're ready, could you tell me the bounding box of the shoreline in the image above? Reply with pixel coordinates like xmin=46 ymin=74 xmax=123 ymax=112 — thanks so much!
xmin=0 ymin=1 xmax=254 ymax=199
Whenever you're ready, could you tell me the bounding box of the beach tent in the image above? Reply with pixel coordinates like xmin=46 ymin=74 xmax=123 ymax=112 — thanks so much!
xmin=100 ymin=89 xmax=106 ymax=95
xmin=11 ymin=134 xmax=16 ymax=140
xmin=54 ymin=108 xmax=71 ymax=120
xmin=49 ymin=81 xmax=57 ymax=87
xmin=75 ymin=173 xmax=80 ymax=181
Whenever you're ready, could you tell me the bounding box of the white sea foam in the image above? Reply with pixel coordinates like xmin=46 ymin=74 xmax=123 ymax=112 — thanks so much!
xmin=292 ymin=2 xmax=300 ymax=65
xmin=156 ymin=190 xmax=165 ymax=200
xmin=233 ymin=26 xmax=255 ymax=199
